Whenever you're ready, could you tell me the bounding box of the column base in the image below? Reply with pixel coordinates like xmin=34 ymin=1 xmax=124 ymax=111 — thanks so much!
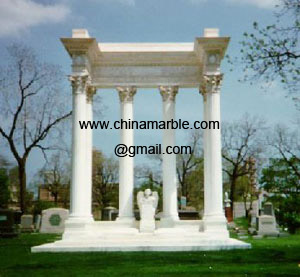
xmin=202 ymin=214 xmax=229 ymax=239
xmin=62 ymin=214 xmax=94 ymax=240
xmin=67 ymin=214 xmax=94 ymax=223
xmin=116 ymin=216 xmax=136 ymax=227
xmin=160 ymin=215 xmax=180 ymax=227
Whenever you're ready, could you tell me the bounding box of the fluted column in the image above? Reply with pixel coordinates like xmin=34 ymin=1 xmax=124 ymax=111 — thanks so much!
xmin=159 ymin=86 xmax=179 ymax=225
xmin=201 ymin=74 xmax=228 ymax=237
xmin=68 ymin=74 xmax=93 ymax=222
xmin=85 ymin=86 xmax=96 ymax=220
xmin=117 ymin=86 xmax=136 ymax=222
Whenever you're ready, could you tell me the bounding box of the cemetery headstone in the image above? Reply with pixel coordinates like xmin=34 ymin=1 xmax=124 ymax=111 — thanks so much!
xmin=35 ymin=214 xmax=41 ymax=231
xmin=102 ymin=207 xmax=118 ymax=221
xmin=21 ymin=214 xmax=34 ymax=232
xmin=0 ymin=209 xmax=18 ymax=237
xmin=180 ymin=196 xmax=187 ymax=210
xmin=258 ymin=215 xmax=279 ymax=236
xmin=40 ymin=208 xmax=69 ymax=233
xmin=250 ymin=209 xmax=257 ymax=228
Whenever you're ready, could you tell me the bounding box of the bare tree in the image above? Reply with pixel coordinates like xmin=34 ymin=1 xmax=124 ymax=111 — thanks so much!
xmin=268 ymin=124 xmax=300 ymax=178
xmin=222 ymin=114 xmax=265 ymax=212
xmin=37 ymin=152 xmax=70 ymax=206
xmin=176 ymin=130 xmax=203 ymax=202
xmin=92 ymin=149 xmax=119 ymax=210
xmin=135 ymin=165 xmax=162 ymax=189
xmin=0 ymin=44 xmax=71 ymax=213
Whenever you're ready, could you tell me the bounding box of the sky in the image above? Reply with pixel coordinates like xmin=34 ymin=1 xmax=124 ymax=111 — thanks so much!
xmin=0 ymin=0 xmax=298 ymax=185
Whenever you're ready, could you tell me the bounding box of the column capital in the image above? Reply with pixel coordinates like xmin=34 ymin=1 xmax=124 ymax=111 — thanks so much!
xmin=117 ymin=86 xmax=137 ymax=102
xmin=69 ymin=74 xmax=91 ymax=95
xmin=86 ymin=86 xmax=96 ymax=103
xmin=159 ymin=86 xmax=178 ymax=102
xmin=200 ymin=74 xmax=223 ymax=96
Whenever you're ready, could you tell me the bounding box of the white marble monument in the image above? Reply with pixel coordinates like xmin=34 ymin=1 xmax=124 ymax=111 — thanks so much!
xmin=137 ymin=189 xmax=158 ymax=233
xmin=32 ymin=28 xmax=251 ymax=252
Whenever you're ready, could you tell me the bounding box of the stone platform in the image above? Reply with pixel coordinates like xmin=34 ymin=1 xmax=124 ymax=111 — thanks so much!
xmin=32 ymin=220 xmax=251 ymax=252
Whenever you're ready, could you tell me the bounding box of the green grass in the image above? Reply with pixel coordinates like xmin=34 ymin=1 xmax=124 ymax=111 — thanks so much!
xmin=0 ymin=234 xmax=300 ymax=276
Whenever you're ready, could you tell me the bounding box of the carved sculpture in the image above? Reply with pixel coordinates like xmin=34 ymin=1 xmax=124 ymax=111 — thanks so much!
xmin=137 ymin=189 xmax=158 ymax=233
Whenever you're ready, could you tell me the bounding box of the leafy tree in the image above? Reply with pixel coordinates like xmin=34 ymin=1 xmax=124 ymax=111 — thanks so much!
xmin=237 ymin=0 xmax=300 ymax=95
xmin=184 ymin=162 xmax=204 ymax=212
xmin=261 ymin=158 xmax=300 ymax=233
xmin=0 ymin=44 xmax=71 ymax=213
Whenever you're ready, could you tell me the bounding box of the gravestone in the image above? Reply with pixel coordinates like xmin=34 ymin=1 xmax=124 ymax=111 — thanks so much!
xmin=258 ymin=202 xmax=279 ymax=236
xmin=250 ymin=209 xmax=257 ymax=228
xmin=40 ymin=208 xmax=69 ymax=233
xmin=258 ymin=215 xmax=279 ymax=236
xmin=21 ymin=215 xmax=34 ymax=232
xmin=180 ymin=196 xmax=187 ymax=209
xmin=35 ymin=214 xmax=42 ymax=231
xmin=0 ymin=209 xmax=18 ymax=237
xmin=137 ymin=189 xmax=158 ymax=233
xmin=102 ymin=207 xmax=118 ymax=221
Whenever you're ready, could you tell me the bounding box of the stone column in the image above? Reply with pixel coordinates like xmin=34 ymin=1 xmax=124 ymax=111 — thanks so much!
xmin=68 ymin=75 xmax=93 ymax=223
xmin=159 ymin=86 xmax=179 ymax=225
xmin=117 ymin=86 xmax=136 ymax=223
xmin=85 ymin=86 xmax=96 ymax=220
xmin=201 ymin=90 xmax=212 ymax=226
xmin=201 ymin=74 xmax=228 ymax=238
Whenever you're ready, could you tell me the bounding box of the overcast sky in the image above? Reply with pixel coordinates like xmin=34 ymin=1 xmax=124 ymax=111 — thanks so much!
xmin=0 ymin=0 xmax=298 ymax=184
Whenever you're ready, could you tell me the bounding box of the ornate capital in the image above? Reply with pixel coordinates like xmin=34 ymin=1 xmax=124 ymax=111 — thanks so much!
xmin=86 ymin=86 xmax=96 ymax=103
xmin=200 ymin=74 xmax=223 ymax=97
xmin=69 ymin=74 xmax=91 ymax=95
xmin=117 ymin=86 xmax=137 ymax=102
xmin=159 ymin=86 xmax=178 ymax=102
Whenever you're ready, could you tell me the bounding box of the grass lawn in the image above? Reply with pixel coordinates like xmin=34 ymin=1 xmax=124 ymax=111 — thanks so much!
xmin=0 ymin=234 xmax=300 ymax=276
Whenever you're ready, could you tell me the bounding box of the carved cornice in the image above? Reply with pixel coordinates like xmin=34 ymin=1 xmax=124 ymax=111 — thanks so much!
xmin=69 ymin=75 xmax=91 ymax=95
xmin=200 ymin=74 xmax=223 ymax=97
xmin=159 ymin=86 xmax=178 ymax=102
xmin=117 ymin=86 xmax=137 ymax=102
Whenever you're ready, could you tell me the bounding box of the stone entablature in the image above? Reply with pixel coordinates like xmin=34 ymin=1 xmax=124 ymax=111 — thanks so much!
xmin=61 ymin=29 xmax=229 ymax=88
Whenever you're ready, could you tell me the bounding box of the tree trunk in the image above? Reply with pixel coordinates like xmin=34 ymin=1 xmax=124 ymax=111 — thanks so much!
xmin=243 ymin=196 xmax=248 ymax=218
xmin=54 ymin=193 xmax=58 ymax=205
xmin=18 ymin=161 xmax=26 ymax=214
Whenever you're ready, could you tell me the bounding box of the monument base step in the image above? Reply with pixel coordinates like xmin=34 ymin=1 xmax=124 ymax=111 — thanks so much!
xmin=32 ymin=221 xmax=250 ymax=252
xmin=32 ymin=237 xmax=250 ymax=252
